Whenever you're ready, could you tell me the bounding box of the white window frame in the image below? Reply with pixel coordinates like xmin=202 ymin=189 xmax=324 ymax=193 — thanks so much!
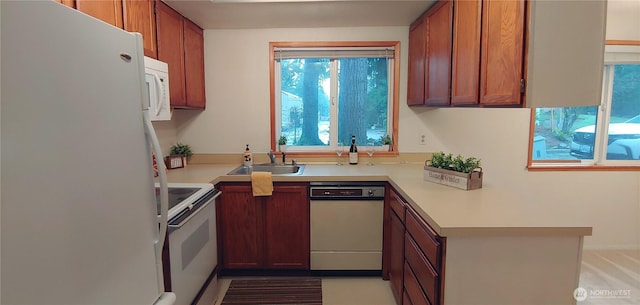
xmin=272 ymin=45 xmax=396 ymax=152
xmin=529 ymin=45 xmax=640 ymax=169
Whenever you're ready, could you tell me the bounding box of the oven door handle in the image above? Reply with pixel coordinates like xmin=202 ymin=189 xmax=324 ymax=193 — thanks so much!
xmin=168 ymin=192 xmax=220 ymax=230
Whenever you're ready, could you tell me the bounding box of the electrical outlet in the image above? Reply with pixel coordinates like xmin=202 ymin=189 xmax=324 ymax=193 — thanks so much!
xmin=419 ymin=134 xmax=427 ymax=145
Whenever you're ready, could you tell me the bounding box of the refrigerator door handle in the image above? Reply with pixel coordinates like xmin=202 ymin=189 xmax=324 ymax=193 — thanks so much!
xmin=153 ymin=73 xmax=164 ymax=116
xmin=143 ymin=111 xmax=169 ymax=293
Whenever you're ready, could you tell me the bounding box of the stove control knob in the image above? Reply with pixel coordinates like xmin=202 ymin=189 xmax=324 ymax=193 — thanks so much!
xmin=368 ymin=189 xmax=374 ymax=197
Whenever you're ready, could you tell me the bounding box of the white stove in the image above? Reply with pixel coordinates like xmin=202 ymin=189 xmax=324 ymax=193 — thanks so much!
xmin=155 ymin=183 xmax=221 ymax=305
xmin=155 ymin=183 xmax=217 ymax=220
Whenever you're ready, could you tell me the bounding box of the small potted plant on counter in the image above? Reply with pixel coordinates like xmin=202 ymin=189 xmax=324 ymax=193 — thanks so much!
xmin=278 ymin=135 xmax=287 ymax=152
xmin=424 ymin=151 xmax=482 ymax=190
xmin=380 ymin=134 xmax=392 ymax=151
xmin=167 ymin=142 xmax=193 ymax=168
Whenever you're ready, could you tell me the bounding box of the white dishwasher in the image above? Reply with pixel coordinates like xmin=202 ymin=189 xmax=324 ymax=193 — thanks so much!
xmin=309 ymin=182 xmax=385 ymax=271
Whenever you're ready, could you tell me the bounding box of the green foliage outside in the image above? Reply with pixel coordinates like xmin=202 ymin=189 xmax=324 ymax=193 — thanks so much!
xmin=280 ymin=57 xmax=389 ymax=146
xmin=611 ymin=64 xmax=640 ymax=118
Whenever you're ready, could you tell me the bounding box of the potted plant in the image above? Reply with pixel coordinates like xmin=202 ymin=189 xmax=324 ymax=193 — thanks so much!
xmin=169 ymin=142 xmax=193 ymax=166
xmin=424 ymin=152 xmax=482 ymax=190
xmin=278 ymin=135 xmax=287 ymax=152
xmin=380 ymin=134 xmax=392 ymax=151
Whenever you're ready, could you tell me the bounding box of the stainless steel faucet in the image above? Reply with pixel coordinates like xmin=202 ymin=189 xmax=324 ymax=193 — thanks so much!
xmin=267 ymin=150 xmax=276 ymax=164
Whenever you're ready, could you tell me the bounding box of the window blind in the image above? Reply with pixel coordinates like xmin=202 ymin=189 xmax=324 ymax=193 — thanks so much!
xmin=274 ymin=47 xmax=395 ymax=60
xmin=604 ymin=45 xmax=640 ymax=64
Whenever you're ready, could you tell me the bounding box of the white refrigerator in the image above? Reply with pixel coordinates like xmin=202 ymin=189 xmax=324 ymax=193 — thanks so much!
xmin=1 ymin=1 xmax=174 ymax=304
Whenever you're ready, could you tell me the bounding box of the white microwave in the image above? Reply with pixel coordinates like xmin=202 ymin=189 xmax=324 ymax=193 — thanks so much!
xmin=143 ymin=56 xmax=171 ymax=121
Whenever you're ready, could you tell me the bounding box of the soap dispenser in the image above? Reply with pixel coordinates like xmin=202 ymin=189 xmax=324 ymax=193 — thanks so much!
xmin=243 ymin=144 xmax=253 ymax=167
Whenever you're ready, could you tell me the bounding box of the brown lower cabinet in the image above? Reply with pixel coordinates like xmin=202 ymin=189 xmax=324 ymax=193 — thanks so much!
xmin=217 ymin=182 xmax=310 ymax=270
xmin=405 ymin=234 xmax=439 ymax=305
xmin=388 ymin=187 xmax=407 ymax=303
xmin=384 ymin=186 xmax=445 ymax=305
xmin=403 ymin=291 xmax=414 ymax=305
xmin=404 ymin=261 xmax=431 ymax=305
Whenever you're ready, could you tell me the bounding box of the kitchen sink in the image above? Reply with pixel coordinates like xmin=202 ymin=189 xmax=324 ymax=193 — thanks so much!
xmin=227 ymin=164 xmax=305 ymax=175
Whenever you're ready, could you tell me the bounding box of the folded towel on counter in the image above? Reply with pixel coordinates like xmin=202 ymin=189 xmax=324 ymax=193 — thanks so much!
xmin=251 ymin=171 xmax=273 ymax=196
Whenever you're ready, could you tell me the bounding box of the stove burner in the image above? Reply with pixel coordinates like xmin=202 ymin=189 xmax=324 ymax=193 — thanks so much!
xmin=155 ymin=187 xmax=201 ymax=212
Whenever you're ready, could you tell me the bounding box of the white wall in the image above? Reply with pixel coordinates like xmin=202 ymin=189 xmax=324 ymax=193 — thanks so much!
xmin=418 ymin=108 xmax=640 ymax=249
xmin=163 ymin=12 xmax=640 ymax=249
xmin=171 ymin=26 xmax=445 ymax=154
xmin=607 ymin=0 xmax=640 ymax=40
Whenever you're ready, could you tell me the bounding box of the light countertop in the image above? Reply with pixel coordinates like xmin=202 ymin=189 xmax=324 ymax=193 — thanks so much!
xmin=163 ymin=163 xmax=592 ymax=238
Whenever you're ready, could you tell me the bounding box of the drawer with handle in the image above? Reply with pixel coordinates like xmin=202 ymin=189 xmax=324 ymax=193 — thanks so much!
xmin=405 ymin=232 xmax=439 ymax=305
xmin=403 ymin=261 xmax=431 ymax=305
xmin=390 ymin=191 xmax=406 ymax=222
xmin=405 ymin=209 xmax=441 ymax=270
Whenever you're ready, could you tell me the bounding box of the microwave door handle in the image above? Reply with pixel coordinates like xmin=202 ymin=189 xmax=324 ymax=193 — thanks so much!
xmin=153 ymin=74 xmax=163 ymax=116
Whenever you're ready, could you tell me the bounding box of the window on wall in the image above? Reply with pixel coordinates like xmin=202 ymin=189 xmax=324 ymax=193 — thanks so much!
xmin=270 ymin=42 xmax=399 ymax=153
xmin=529 ymin=45 xmax=640 ymax=169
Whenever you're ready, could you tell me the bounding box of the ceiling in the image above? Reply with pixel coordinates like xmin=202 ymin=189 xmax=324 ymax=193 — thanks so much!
xmin=163 ymin=0 xmax=436 ymax=29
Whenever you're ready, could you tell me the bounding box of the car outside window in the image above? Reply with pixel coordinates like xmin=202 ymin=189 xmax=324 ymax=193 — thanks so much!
xmin=529 ymin=61 xmax=640 ymax=168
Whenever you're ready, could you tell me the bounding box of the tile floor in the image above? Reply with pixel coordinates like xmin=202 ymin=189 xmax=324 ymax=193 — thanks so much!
xmin=210 ymin=249 xmax=640 ymax=305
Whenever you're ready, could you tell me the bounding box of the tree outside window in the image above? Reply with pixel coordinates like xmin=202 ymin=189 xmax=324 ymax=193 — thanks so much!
xmin=273 ymin=43 xmax=397 ymax=152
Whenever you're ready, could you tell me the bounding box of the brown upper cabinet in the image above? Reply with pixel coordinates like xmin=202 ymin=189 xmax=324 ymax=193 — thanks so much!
xmin=408 ymin=0 xmax=606 ymax=108
xmin=424 ymin=1 xmax=453 ymax=106
xmin=156 ymin=1 xmax=185 ymax=106
xmin=75 ymin=0 xmax=124 ymax=28
xmin=407 ymin=1 xmax=452 ymax=106
xmin=409 ymin=0 xmax=523 ymax=107
xmin=156 ymin=1 xmax=206 ymax=109
xmin=450 ymin=0 xmax=481 ymax=105
xmin=407 ymin=17 xmax=426 ymax=106
xmin=183 ymin=20 xmax=206 ymax=109
xmin=123 ymin=0 xmax=158 ymax=58
xmin=56 ymin=0 xmax=76 ymax=8
xmin=478 ymin=0 xmax=525 ymax=106
xmin=60 ymin=0 xmax=208 ymax=109
xmin=73 ymin=0 xmax=157 ymax=58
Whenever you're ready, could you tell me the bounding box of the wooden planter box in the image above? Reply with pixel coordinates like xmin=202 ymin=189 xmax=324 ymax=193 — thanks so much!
xmin=423 ymin=165 xmax=483 ymax=190
xmin=165 ymin=155 xmax=185 ymax=169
